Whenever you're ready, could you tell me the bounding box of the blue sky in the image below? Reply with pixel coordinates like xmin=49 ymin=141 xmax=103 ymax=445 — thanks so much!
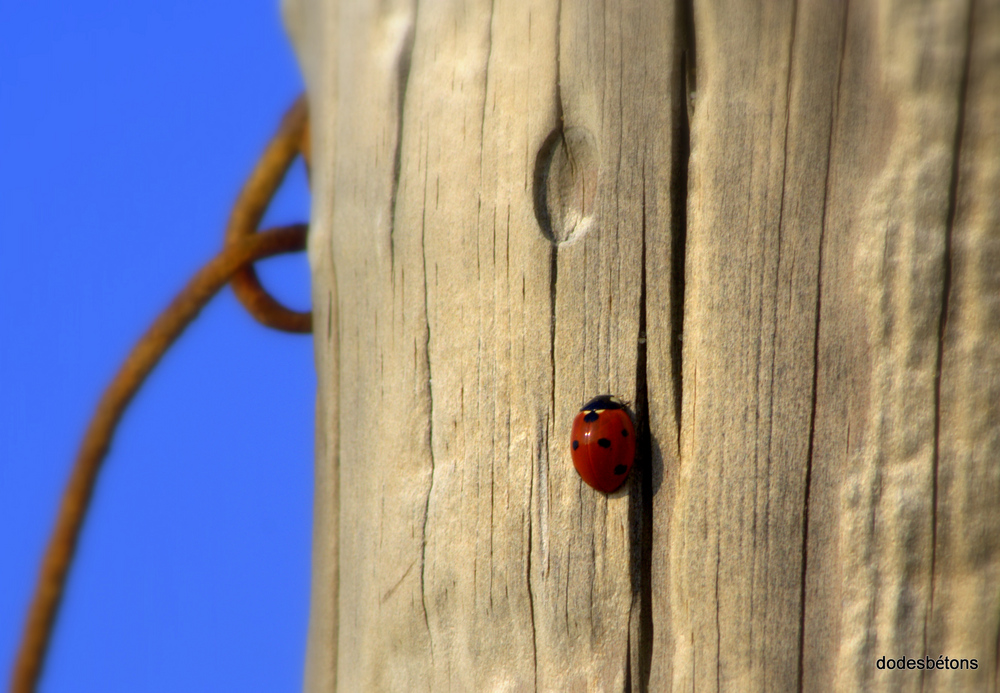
xmin=0 ymin=3 xmax=315 ymax=690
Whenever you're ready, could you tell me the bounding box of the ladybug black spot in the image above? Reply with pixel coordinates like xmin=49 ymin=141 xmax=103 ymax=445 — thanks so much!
xmin=614 ymin=464 xmax=627 ymax=475
xmin=572 ymin=440 xmax=579 ymax=450
xmin=621 ymin=429 xmax=628 ymax=437
xmin=583 ymin=410 xmax=600 ymax=423
xmin=598 ymin=438 xmax=611 ymax=448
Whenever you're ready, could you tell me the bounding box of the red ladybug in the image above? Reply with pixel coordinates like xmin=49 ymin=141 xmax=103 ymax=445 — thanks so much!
xmin=570 ymin=395 xmax=636 ymax=493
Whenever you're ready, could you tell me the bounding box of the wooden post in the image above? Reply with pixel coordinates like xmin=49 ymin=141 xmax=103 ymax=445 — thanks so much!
xmin=284 ymin=0 xmax=1000 ymax=690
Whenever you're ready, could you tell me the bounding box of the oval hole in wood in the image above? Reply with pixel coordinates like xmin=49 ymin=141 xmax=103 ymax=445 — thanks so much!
xmin=533 ymin=126 xmax=599 ymax=245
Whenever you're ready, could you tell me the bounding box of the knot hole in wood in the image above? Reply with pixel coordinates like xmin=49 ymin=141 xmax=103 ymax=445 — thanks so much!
xmin=533 ymin=126 xmax=599 ymax=245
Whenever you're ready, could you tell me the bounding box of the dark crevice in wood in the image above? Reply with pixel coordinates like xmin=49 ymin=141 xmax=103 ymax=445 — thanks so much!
xmin=419 ymin=138 xmax=435 ymax=664
xmin=925 ymin=0 xmax=974 ymax=663
xmin=527 ymin=13 xmax=563 ymax=688
xmin=624 ymin=633 xmax=632 ymax=693
xmin=798 ymin=297 xmax=821 ymax=693
xmin=671 ymin=0 xmax=693 ymax=453
xmin=715 ymin=547 xmax=722 ymax=693
xmin=388 ymin=5 xmax=416 ymax=269
xmin=770 ymin=0 xmax=799 ymax=472
xmin=479 ymin=0 xmax=496 ymax=149
xmin=526 ymin=445 xmax=538 ymax=691
xmin=628 ymin=175 xmax=654 ymax=693
xmin=771 ymin=0 xmax=799 ymax=684
xmin=681 ymin=0 xmax=697 ymax=105
xmin=532 ymin=0 xmax=568 ymax=248
xmin=545 ymin=17 xmax=562 ymax=654
xmin=993 ymin=615 xmax=1000 ymax=688
xmin=548 ymin=239 xmax=558 ymax=458
xmin=555 ymin=0 xmax=564 ymax=123
xmin=798 ymin=1 xmax=850 ymax=689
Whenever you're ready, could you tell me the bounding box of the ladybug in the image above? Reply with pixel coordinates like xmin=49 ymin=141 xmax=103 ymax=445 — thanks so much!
xmin=570 ymin=395 xmax=636 ymax=493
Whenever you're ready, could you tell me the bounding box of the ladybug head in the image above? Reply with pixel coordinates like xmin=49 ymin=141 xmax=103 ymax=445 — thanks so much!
xmin=581 ymin=394 xmax=626 ymax=411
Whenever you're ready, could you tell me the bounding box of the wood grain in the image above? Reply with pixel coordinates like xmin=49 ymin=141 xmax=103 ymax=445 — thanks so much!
xmin=285 ymin=0 xmax=1000 ymax=690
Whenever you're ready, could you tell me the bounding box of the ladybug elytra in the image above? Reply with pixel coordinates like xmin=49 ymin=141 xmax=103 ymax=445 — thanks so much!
xmin=570 ymin=395 xmax=636 ymax=493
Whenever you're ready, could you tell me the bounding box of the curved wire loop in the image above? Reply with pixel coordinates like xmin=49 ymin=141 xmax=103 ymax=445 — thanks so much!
xmin=225 ymin=95 xmax=313 ymax=333
xmin=12 ymin=96 xmax=313 ymax=693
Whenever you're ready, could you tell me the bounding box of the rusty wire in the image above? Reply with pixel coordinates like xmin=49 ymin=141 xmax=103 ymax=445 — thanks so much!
xmin=11 ymin=98 xmax=313 ymax=693
xmin=226 ymin=95 xmax=313 ymax=333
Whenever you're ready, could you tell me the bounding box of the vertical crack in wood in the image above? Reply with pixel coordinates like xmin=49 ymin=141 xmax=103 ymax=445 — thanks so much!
xmin=549 ymin=240 xmax=558 ymax=414
xmin=527 ymin=440 xmax=538 ymax=691
xmin=681 ymin=0 xmax=696 ymax=101
xmin=419 ymin=135 xmax=435 ymax=664
xmin=480 ymin=0 xmax=496 ymax=149
xmin=768 ymin=0 xmax=799 ymax=684
xmin=389 ymin=5 xmax=416 ymax=269
xmin=770 ymin=0 xmax=799 ymax=469
xmin=555 ymin=0 xmax=564 ymax=124
xmin=925 ymin=0 xmax=974 ymax=667
xmin=798 ymin=275 xmax=822 ymax=693
xmin=565 ymin=544 xmax=572 ymax=632
xmin=798 ymin=1 xmax=850 ymax=689
xmin=548 ymin=0 xmax=564 ymax=436
xmin=544 ymin=14 xmax=564 ymax=681
xmin=715 ymin=547 xmax=722 ymax=692
xmin=538 ymin=415 xmax=550 ymax=577
xmin=625 ymin=636 xmax=632 ymax=692
xmin=628 ymin=170 xmax=654 ymax=693
xmin=671 ymin=0 xmax=692 ymax=452
xmin=993 ymin=615 xmax=1000 ymax=688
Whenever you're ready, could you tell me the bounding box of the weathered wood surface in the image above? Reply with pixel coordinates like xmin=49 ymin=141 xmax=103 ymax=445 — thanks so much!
xmin=284 ymin=0 xmax=1000 ymax=690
